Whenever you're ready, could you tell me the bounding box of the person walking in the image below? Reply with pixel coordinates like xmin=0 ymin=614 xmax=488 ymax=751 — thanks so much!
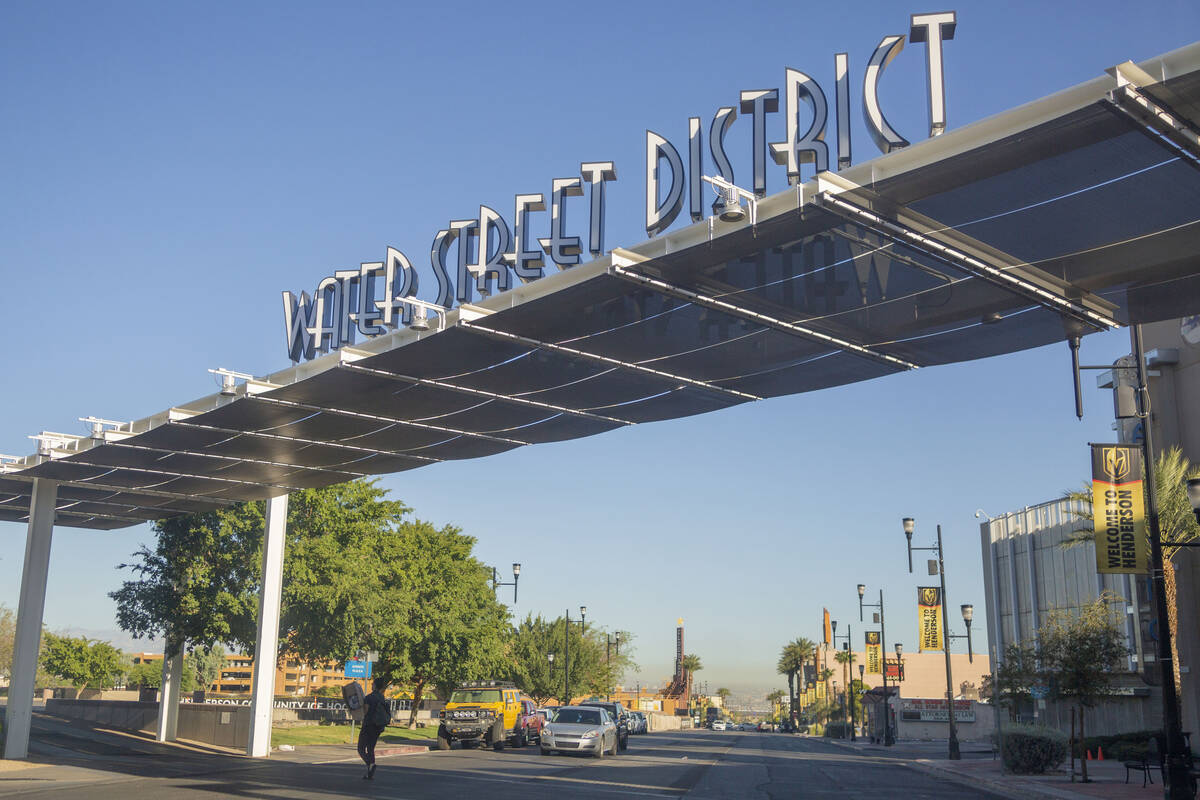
xmin=358 ymin=677 xmax=390 ymax=780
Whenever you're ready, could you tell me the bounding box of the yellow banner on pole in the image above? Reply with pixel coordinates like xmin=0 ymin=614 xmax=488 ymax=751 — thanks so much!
xmin=816 ymin=681 xmax=826 ymax=700
xmin=918 ymin=586 xmax=943 ymax=652
xmin=865 ymin=631 xmax=882 ymax=674
xmin=1091 ymin=443 xmax=1149 ymax=574
xmin=823 ymin=608 xmax=832 ymax=645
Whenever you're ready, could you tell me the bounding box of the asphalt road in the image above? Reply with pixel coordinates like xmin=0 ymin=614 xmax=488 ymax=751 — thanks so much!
xmin=1 ymin=718 xmax=1008 ymax=799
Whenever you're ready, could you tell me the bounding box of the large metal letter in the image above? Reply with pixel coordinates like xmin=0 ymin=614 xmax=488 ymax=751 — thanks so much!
xmin=429 ymin=229 xmax=456 ymax=309
xmin=513 ymin=194 xmax=546 ymax=282
xmin=470 ymin=206 xmax=513 ymax=297
xmin=357 ymin=260 xmax=387 ymax=335
xmin=909 ymin=12 xmax=957 ymax=137
xmin=307 ymin=277 xmax=342 ymax=354
xmin=709 ymin=107 xmax=737 ymax=216
xmin=864 ymin=34 xmax=909 ymax=154
xmin=375 ymin=248 xmax=418 ymax=329
xmin=740 ymin=89 xmax=780 ymax=197
xmin=451 ymin=219 xmax=480 ymax=305
xmin=688 ymin=117 xmax=703 ymax=222
xmin=645 ymin=131 xmax=684 ymax=237
xmin=247 ymin=492 xmax=289 ymax=758
xmin=770 ymin=68 xmax=829 ymax=183
xmin=835 ymin=53 xmax=852 ymax=170
xmin=538 ymin=177 xmax=584 ymax=269
xmin=580 ymin=162 xmax=617 ymax=259
xmin=3 ymin=479 xmax=57 ymax=760
xmin=282 ymin=291 xmax=317 ymax=363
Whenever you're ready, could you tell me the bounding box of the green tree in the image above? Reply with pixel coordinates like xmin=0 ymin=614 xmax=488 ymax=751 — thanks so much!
xmin=190 ymin=645 xmax=226 ymax=692
xmin=766 ymin=689 xmax=785 ymax=722
xmin=125 ymin=660 xmax=162 ymax=689
xmin=0 ymin=604 xmax=14 ymax=683
xmin=980 ymin=642 xmax=1039 ymax=721
xmin=716 ymin=687 xmax=731 ymax=705
xmin=1038 ymin=596 xmax=1129 ymax=782
xmin=681 ymin=653 xmax=703 ymax=700
xmin=40 ymin=634 xmax=125 ymax=694
xmin=506 ymin=615 xmax=633 ymax=705
xmin=374 ymin=519 xmax=511 ymax=727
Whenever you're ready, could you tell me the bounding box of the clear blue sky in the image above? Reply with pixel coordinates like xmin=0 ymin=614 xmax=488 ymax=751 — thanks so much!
xmin=2 ymin=1 xmax=1197 ymax=698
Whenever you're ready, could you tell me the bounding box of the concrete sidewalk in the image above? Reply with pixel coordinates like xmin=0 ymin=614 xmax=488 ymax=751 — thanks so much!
xmin=825 ymin=736 xmax=1165 ymax=800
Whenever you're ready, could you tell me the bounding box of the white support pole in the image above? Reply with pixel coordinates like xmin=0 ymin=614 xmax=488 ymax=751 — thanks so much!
xmin=3 ymin=479 xmax=58 ymax=760
xmin=156 ymin=640 xmax=183 ymax=742
xmin=246 ymin=492 xmax=288 ymax=758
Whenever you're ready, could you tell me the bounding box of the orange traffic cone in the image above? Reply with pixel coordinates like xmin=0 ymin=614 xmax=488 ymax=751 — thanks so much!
xmin=1097 ymin=747 xmax=1104 ymax=761
xmin=1086 ymin=750 xmax=1093 ymax=760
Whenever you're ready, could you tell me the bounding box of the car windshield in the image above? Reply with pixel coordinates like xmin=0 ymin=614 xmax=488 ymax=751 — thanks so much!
xmin=449 ymin=689 xmax=502 ymax=703
xmin=554 ymin=709 xmax=602 ymax=725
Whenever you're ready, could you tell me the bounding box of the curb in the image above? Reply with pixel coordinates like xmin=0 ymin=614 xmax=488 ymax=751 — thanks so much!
xmin=908 ymin=759 xmax=1094 ymax=800
xmin=375 ymin=745 xmax=430 ymax=757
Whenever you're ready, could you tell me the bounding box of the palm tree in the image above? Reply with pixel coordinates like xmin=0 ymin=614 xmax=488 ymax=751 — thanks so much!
xmin=766 ymin=688 xmax=785 ymax=721
xmin=1063 ymin=447 xmax=1200 ymax=688
xmin=834 ymin=649 xmax=854 ymax=729
xmin=681 ymin=653 xmax=703 ymax=700
xmin=795 ymin=637 xmax=816 ymax=709
xmin=776 ymin=643 xmax=801 ymax=727
xmin=716 ymin=687 xmax=731 ymax=710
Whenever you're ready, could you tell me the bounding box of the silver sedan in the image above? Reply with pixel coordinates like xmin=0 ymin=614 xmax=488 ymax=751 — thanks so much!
xmin=539 ymin=706 xmax=619 ymax=758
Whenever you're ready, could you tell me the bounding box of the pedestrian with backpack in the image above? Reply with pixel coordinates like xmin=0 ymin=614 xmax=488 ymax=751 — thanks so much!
xmin=358 ymin=677 xmax=390 ymax=779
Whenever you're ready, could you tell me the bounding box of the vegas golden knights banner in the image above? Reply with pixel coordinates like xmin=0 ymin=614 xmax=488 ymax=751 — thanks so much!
xmin=865 ymin=631 xmax=882 ymax=674
xmin=918 ymin=586 xmax=943 ymax=652
xmin=1091 ymin=444 xmax=1149 ymax=574
xmin=816 ymin=682 xmax=826 ymax=700
xmin=823 ymin=608 xmax=832 ymax=644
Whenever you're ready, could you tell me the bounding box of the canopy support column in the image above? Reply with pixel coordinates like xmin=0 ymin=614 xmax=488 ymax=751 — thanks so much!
xmin=247 ymin=492 xmax=289 ymax=758
xmin=3 ymin=479 xmax=58 ymax=760
xmin=156 ymin=640 xmax=183 ymax=742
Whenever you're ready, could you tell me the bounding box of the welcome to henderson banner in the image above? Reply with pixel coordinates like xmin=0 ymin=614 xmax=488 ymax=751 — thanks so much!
xmin=918 ymin=587 xmax=943 ymax=652
xmin=1091 ymin=443 xmax=1149 ymax=574
xmin=865 ymin=631 xmax=882 ymax=674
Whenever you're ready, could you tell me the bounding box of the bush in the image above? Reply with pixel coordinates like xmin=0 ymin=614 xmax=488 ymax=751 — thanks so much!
xmin=823 ymin=722 xmax=852 ymax=738
xmin=995 ymin=724 xmax=1069 ymax=774
xmin=1070 ymin=730 xmax=1161 ymax=760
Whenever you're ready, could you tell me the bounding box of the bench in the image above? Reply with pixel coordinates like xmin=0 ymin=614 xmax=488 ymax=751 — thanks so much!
xmin=1124 ymin=739 xmax=1158 ymax=788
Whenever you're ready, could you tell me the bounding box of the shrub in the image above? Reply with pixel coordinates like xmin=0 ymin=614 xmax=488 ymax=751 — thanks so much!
xmin=823 ymin=722 xmax=851 ymax=738
xmin=1070 ymin=730 xmax=1161 ymax=760
xmin=995 ymin=724 xmax=1069 ymax=774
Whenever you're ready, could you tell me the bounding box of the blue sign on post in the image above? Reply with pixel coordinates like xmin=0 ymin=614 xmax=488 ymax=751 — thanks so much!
xmin=345 ymin=660 xmax=372 ymax=679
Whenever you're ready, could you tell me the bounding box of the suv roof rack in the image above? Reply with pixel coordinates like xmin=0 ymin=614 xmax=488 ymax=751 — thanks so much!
xmin=458 ymin=680 xmax=517 ymax=689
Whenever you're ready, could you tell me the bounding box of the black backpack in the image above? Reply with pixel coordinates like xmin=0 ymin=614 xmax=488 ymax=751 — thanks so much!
xmin=370 ymin=698 xmax=391 ymax=727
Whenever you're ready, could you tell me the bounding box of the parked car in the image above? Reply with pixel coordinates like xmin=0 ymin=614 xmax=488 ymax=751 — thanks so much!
xmin=711 ymin=719 xmax=727 ymax=731
xmin=578 ymin=701 xmax=630 ymax=751
xmin=630 ymin=711 xmax=648 ymax=734
xmin=539 ymin=705 xmax=619 ymax=758
xmin=519 ymin=699 xmax=545 ymax=743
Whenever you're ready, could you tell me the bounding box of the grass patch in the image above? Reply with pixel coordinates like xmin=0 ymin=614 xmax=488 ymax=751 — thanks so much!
xmin=272 ymin=724 xmax=438 ymax=747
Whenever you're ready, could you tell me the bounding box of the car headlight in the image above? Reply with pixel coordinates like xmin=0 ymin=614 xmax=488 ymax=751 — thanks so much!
xmin=581 ymin=730 xmax=598 ymax=739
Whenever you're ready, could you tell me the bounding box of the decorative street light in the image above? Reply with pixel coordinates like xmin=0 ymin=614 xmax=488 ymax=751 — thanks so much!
xmin=832 ymin=620 xmax=855 ymax=741
xmin=607 ymin=632 xmax=622 ymax=700
xmin=857 ymin=584 xmax=892 ymax=746
xmin=492 ymin=563 xmax=521 ymax=602
xmin=562 ymin=606 xmax=587 ymax=705
xmin=902 ymin=517 xmax=962 ymax=760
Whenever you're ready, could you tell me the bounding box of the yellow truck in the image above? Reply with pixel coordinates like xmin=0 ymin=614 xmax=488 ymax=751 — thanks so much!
xmin=437 ymin=681 xmax=530 ymax=751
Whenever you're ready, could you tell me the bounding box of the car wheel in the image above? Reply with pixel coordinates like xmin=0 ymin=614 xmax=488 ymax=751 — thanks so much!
xmin=593 ymin=740 xmax=604 ymax=759
xmin=436 ymin=727 xmax=451 ymax=750
xmin=515 ymin=730 xmax=527 ymax=748
xmin=610 ymin=735 xmax=619 ymax=756
xmin=618 ymin=733 xmax=628 ymax=752
xmin=540 ymin=746 xmax=552 ymax=755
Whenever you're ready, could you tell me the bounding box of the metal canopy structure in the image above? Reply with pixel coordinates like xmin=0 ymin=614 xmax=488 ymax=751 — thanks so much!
xmin=3 ymin=45 xmax=1200 ymax=531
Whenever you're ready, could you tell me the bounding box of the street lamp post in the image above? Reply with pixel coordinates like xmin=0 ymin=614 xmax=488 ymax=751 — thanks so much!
xmin=832 ymin=620 xmax=854 ymax=740
xmin=562 ymin=606 xmax=586 ymax=704
xmin=607 ymin=632 xmax=622 ymax=701
xmin=903 ymin=518 xmax=960 ymax=760
xmin=492 ymin=563 xmax=521 ymax=602
xmin=858 ymin=584 xmax=892 ymax=746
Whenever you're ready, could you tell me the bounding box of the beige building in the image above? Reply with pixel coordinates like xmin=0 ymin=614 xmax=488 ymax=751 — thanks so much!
xmin=130 ymin=652 xmax=361 ymax=697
